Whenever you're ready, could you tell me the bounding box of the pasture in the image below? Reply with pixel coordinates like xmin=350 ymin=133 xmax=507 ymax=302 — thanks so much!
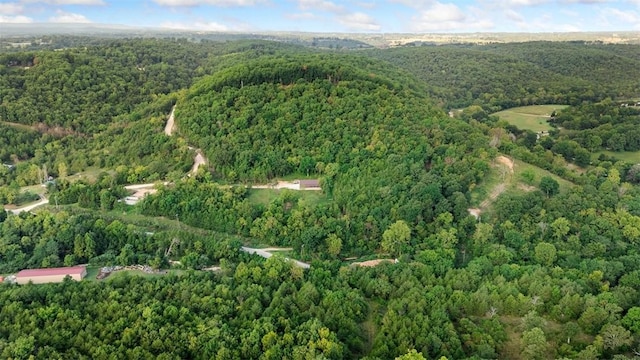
xmin=595 ymin=150 xmax=640 ymax=164
xmin=493 ymin=105 xmax=568 ymax=132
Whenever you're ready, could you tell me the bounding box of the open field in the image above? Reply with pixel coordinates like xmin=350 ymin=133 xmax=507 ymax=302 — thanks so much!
xmin=106 ymin=269 xmax=185 ymax=280
xmin=247 ymin=188 xmax=329 ymax=206
xmin=513 ymin=159 xmax=574 ymax=193
xmin=84 ymin=266 xmax=101 ymax=281
xmin=493 ymin=105 xmax=568 ymax=132
xmin=595 ymin=150 xmax=640 ymax=164
xmin=469 ymin=155 xmax=574 ymax=216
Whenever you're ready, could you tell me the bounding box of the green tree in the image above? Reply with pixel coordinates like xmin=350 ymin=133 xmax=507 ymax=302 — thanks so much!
xmin=326 ymin=234 xmax=342 ymax=258
xmin=622 ymin=307 xmax=640 ymax=334
xmin=521 ymin=327 xmax=547 ymax=360
xmin=395 ymin=349 xmax=427 ymax=360
xmin=539 ymin=176 xmax=559 ymax=197
xmin=381 ymin=220 xmax=411 ymax=258
xmin=600 ymin=324 xmax=632 ymax=351
xmin=550 ymin=217 xmax=570 ymax=241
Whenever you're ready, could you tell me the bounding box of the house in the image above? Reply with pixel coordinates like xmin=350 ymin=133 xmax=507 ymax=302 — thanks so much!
xmin=298 ymin=179 xmax=321 ymax=189
xmin=16 ymin=266 xmax=87 ymax=284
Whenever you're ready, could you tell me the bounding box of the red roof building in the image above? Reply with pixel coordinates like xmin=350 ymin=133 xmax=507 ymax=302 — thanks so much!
xmin=16 ymin=266 xmax=87 ymax=284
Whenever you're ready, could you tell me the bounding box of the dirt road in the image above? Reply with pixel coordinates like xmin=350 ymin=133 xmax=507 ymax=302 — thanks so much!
xmin=251 ymin=181 xmax=321 ymax=191
xmin=8 ymin=197 xmax=49 ymax=214
xmin=468 ymin=155 xmax=514 ymax=218
xmin=241 ymin=246 xmax=310 ymax=269
xmin=164 ymin=106 xmax=176 ymax=136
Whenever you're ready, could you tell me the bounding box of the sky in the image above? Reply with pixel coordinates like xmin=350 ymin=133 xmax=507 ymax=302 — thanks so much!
xmin=1 ymin=0 xmax=640 ymax=33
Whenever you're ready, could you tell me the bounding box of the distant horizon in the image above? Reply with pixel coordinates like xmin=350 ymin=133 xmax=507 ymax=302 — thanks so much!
xmin=1 ymin=0 xmax=639 ymax=34
xmin=5 ymin=22 xmax=640 ymax=35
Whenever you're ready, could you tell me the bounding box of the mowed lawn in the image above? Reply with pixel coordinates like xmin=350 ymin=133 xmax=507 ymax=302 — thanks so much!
xmin=493 ymin=105 xmax=568 ymax=132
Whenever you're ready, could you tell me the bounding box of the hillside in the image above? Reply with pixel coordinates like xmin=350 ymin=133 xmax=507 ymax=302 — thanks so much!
xmin=364 ymin=42 xmax=640 ymax=110
xmin=144 ymin=54 xmax=490 ymax=253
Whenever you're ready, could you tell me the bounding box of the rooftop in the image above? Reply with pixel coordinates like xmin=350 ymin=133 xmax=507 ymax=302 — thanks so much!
xmin=298 ymin=179 xmax=320 ymax=187
xmin=16 ymin=266 xmax=86 ymax=277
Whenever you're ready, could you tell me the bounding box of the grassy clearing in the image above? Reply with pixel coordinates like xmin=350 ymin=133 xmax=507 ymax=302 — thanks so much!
xmin=594 ymin=150 xmax=640 ymax=164
xmin=106 ymin=269 xmax=185 ymax=280
xmin=65 ymin=167 xmax=113 ymax=183
xmin=493 ymin=105 xmax=568 ymax=132
xmin=470 ymin=166 xmax=502 ymax=207
xmin=512 ymin=159 xmax=574 ymax=194
xmin=21 ymin=184 xmax=47 ymax=196
xmin=84 ymin=266 xmax=101 ymax=281
xmin=247 ymin=188 xmax=329 ymax=206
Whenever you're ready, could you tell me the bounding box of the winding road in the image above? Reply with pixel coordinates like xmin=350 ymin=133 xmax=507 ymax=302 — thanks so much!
xmin=8 ymin=197 xmax=49 ymax=214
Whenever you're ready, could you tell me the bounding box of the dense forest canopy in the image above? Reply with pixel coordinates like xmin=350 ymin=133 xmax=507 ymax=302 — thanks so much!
xmin=365 ymin=42 xmax=640 ymax=111
xmin=2 ymin=37 xmax=640 ymax=359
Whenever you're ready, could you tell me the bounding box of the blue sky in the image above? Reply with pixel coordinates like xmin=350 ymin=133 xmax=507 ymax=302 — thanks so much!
xmin=1 ymin=0 xmax=640 ymax=32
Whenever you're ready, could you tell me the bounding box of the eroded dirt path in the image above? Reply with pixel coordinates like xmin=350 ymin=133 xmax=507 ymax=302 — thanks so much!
xmin=191 ymin=151 xmax=206 ymax=175
xmin=164 ymin=106 xmax=176 ymax=136
xmin=468 ymin=155 xmax=514 ymax=218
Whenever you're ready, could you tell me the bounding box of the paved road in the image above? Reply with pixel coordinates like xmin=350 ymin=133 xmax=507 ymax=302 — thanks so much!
xmin=241 ymin=246 xmax=310 ymax=269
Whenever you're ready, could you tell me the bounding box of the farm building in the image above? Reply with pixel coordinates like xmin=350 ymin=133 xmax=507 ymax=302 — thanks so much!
xmin=298 ymin=179 xmax=321 ymax=189
xmin=16 ymin=266 xmax=87 ymax=284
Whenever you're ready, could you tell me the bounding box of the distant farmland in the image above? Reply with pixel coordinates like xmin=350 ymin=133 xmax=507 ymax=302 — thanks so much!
xmin=493 ymin=105 xmax=568 ymax=132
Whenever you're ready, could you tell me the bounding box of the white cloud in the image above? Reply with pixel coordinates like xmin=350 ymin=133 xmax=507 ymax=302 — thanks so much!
xmin=422 ymin=2 xmax=465 ymax=22
xmin=161 ymin=20 xmax=230 ymax=31
xmin=297 ymin=0 xmax=344 ymax=13
xmin=285 ymin=12 xmax=317 ymax=20
xmin=501 ymin=0 xmax=549 ymax=6
xmin=562 ymin=0 xmax=609 ymax=3
xmin=411 ymin=1 xmax=494 ymax=31
xmin=0 ymin=15 xmax=33 ymax=23
xmin=556 ymin=23 xmax=581 ymax=31
xmin=154 ymin=0 xmax=263 ymax=6
xmin=356 ymin=1 xmax=376 ymax=9
xmin=338 ymin=11 xmax=380 ymax=30
xmin=389 ymin=0 xmax=435 ymax=8
xmin=0 ymin=3 xmax=24 ymax=15
xmin=20 ymin=0 xmax=105 ymax=4
xmin=603 ymin=7 xmax=640 ymax=23
xmin=49 ymin=9 xmax=91 ymax=23
xmin=505 ymin=9 xmax=525 ymax=22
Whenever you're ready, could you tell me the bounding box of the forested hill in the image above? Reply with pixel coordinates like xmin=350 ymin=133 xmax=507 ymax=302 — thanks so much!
xmin=176 ymin=53 xmax=447 ymax=184
xmin=0 ymin=39 xmax=222 ymax=133
xmin=143 ymin=54 xmax=490 ymax=254
xmin=364 ymin=42 xmax=640 ymax=110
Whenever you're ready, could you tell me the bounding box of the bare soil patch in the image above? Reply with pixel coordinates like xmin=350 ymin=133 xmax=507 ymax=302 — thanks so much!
xmin=352 ymin=259 xmax=395 ymax=267
xmin=191 ymin=151 xmax=206 ymax=174
xmin=496 ymin=155 xmax=514 ymax=173
xmin=164 ymin=106 xmax=176 ymax=136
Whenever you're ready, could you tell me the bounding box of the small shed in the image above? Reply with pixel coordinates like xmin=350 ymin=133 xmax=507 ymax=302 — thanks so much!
xmin=16 ymin=266 xmax=87 ymax=284
xmin=298 ymin=179 xmax=320 ymax=189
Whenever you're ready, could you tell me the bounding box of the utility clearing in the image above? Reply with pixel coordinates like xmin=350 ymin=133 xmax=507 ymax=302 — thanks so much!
xmin=468 ymin=155 xmax=514 ymax=219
